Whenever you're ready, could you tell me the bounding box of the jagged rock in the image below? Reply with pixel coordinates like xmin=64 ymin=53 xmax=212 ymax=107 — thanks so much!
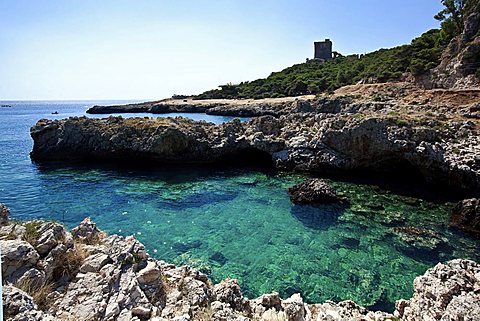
xmin=431 ymin=7 xmax=480 ymax=89
xmin=214 ymin=279 xmax=250 ymax=312
xmin=311 ymin=300 xmax=390 ymax=321
xmin=0 ymin=203 xmax=10 ymax=225
xmin=2 ymin=285 xmax=59 ymax=321
xmin=252 ymin=292 xmax=283 ymax=313
xmin=281 ymin=293 xmax=306 ymax=321
xmin=137 ymin=260 xmax=162 ymax=285
xmin=288 ymin=179 xmax=344 ymax=204
xmin=71 ymin=216 xmax=106 ymax=244
xmin=29 ymin=113 xmax=480 ymax=194
xmin=395 ymin=259 xmax=480 ymax=320
xmin=35 ymin=222 xmax=73 ymax=255
xmin=1 ymin=240 xmax=40 ymax=280
xmin=79 ymin=253 xmax=112 ymax=273
xmin=451 ymin=198 xmax=480 ymax=236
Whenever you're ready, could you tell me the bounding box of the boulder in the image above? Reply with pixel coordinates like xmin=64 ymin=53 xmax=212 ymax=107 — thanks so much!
xmin=0 ymin=240 xmax=40 ymax=280
xmin=451 ymin=198 xmax=480 ymax=236
xmin=35 ymin=222 xmax=73 ymax=255
xmin=2 ymin=285 xmax=59 ymax=321
xmin=395 ymin=259 xmax=480 ymax=320
xmin=71 ymin=217 xmax=106 ymax=244
xmin=288 ymin=179 xmax=345 ymax=204
xmin=79 ymin=253 xmax=112 ymax=273
xmin=214 ymin=279 xmax=249 ymax=312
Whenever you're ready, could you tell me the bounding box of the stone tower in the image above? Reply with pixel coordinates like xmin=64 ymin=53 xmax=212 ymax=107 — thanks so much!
xmin=314 ymin=39 xmax=333 ymax=60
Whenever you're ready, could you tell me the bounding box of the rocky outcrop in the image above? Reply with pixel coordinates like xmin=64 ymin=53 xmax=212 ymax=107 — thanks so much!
xmin=288 ymin=179 xmax=345 ymax=204
xmin=86 ymin=96 xmax=383 ymax=118
xmin=0 ymin=204 xmax=480 ymax=321
xmin=1 ymin=204 xmax=479 ymax=320
xmin=451 ymin=198 xmax=480 ymax=236
xmin=30 ymin=111 xmax=480 ymax=194
xmin=395 ymin=259 xmax=480 ymax=320
xmin=431 ymin=4 xmax=480 ymax=89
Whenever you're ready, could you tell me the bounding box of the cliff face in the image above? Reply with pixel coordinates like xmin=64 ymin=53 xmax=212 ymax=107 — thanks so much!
xmin=30 ymin=108 xmax=480 ymax=194
xmin=431 ymin=7 xmax=480 ymax=89
xmin=1 ymin=203 xmax=479 ymax=321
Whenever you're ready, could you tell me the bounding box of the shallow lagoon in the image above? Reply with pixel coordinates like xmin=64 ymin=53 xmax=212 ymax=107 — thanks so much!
xmin=1 ymin=101 xmax=479 ymax=312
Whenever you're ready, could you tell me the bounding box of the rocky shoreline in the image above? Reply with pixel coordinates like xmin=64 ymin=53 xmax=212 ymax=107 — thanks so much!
xmin=31 ymin=91 xmax=480 ymax=195
xmin=1 ymin=203 xmax=479 ymax=321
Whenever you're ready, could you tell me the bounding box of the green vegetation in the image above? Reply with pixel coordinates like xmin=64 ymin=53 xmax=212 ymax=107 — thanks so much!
xmin=195 ymin=29 xmax=449 ymax=99
xmin=22 ymin=221 xmax=43 ymax=246
xmin=195 ymin=0 xmax=479 ymax=100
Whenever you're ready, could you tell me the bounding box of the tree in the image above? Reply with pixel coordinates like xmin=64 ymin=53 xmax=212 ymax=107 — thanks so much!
xmin=435 ymin=1 xmax=464 ymax=35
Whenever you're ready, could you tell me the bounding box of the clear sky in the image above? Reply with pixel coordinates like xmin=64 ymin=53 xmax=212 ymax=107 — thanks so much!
xmin=0 ymin=0 xmax=444 ymax=100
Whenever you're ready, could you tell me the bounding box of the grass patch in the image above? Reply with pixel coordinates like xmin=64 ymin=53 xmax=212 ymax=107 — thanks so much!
xmin=52 ymin=243 xmax=87 ymax=280
xmin=22 ymin=221 xmax=43 ymax=246
xmin=14 ymin=278 xmax=55 ymax=311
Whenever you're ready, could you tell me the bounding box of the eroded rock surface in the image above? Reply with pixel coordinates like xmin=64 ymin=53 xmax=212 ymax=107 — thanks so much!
xmin=288 ymin=179 xmax=345 ymax=204
xmin=451 ymin=198 xmax=480 ymax=236
xmin=395 ymin=259 xmax=480 ymax=321
xmin=30 ymin=110 xmax=480 ymax=194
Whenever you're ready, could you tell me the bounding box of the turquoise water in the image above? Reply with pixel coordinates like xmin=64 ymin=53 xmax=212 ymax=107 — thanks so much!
xmin=1 ymin=101 xmax=479 ymax=312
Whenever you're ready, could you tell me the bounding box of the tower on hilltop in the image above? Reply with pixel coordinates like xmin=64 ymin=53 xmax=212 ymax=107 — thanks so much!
xmin=314 ymin=39 xmax=333 ymax=60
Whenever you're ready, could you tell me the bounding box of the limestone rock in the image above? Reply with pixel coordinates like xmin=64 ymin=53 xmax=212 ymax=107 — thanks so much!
xmin=1 ymin=240 xmax=40 ymax=281
xmin=2 ymin=285 xmax=59 ymax=321
xmin=395 ymin=259 xmax=480 ymax=320
xmin=137 ymin=260 xmax=162 ymax=285
xmin=214 ymin=278 xmax=249 ymax=312
xmin=71 ymin=216 xmax=106 ymax=244
xmin=288 ymin=179 xmax=344 ymax=204
xmin=1 ymin=211 xmax=479 ymax=321
xmin=29 ymin=112 xmax=480 ymax=193
xmin=79 ymin=253 xmax=112 ymax=273
xmin=451 ymin=198 xmax=480 ymax=236
xmin=35 ymin=222 xmax=73 ymax=255
xmin=311 ymin=300 xmax=392 ymax=321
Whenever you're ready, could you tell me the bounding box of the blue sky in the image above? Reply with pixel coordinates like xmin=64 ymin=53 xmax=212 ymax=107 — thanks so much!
xmin=0 ymin=0 xmax=444 ymax=100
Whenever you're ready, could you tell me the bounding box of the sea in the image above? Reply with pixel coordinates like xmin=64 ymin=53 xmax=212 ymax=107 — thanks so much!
xmin=1 ymin=100 xmax=479 ymax=312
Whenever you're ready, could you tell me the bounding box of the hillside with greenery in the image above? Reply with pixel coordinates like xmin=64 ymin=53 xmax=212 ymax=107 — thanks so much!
xmin=194 ymin=0 xmax=479 ymax=100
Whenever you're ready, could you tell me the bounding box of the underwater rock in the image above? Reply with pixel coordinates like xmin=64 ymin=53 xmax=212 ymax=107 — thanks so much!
xmin=210 ymin=251 xmax=228 ymax=265
xmin=172 ymin=239 xmax=203 ymax=254
xmin=339 ymin=237 xmax=360 ymax=249
xmin=390 ymin=226 xmax=451 ymax=263
xmin=288 ymin=179 xmax=345 ymax=204
xmin=291 ymin=203 xmax=345 ymax=230
xmin=451 ymin=198 xmax=480 ymax=237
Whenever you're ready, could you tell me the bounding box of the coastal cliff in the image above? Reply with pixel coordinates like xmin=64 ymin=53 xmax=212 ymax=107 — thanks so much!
xmin=1 ymin=203 xmax=479 ymax=321
xmin=31 ymin=92 xmax=480 ymax=194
